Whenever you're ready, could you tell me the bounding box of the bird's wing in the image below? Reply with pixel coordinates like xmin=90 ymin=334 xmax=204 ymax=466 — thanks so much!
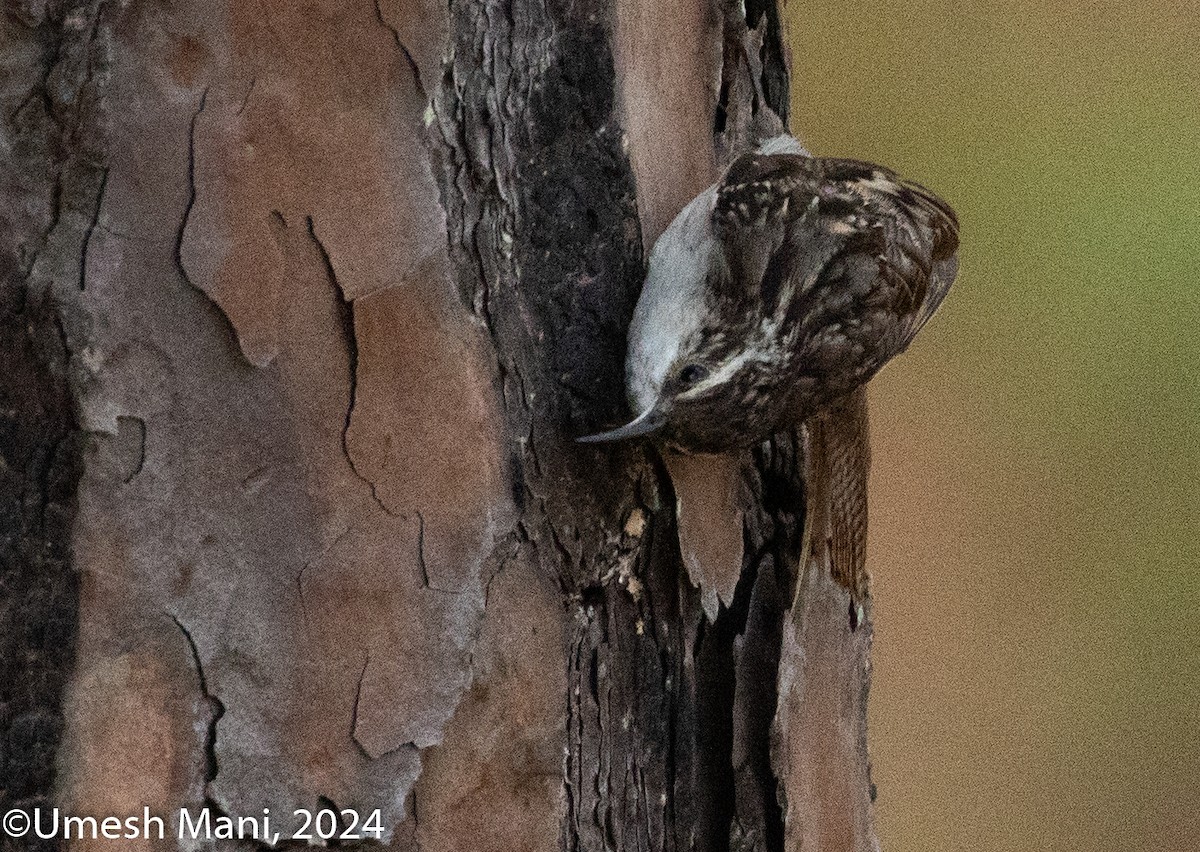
xmin=712 ymin=152 xmax=959 ymax=383
xmin=711 ymin=151 xmax=826 ymax=307
xmin=821 ymin=158 xmax=959 ymax=357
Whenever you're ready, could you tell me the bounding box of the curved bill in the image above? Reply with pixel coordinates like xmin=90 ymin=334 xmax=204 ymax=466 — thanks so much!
xmin=577 ymin=408 xmax=665 ymax=444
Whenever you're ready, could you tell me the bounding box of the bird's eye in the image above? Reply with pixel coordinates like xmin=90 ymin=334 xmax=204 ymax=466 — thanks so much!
xmin=678 ymin=364 xmax=709 ymax=386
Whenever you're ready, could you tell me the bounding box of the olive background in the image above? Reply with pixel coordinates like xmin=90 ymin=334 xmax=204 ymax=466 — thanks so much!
xmin=784 ymin=2 xmax=1199 ymax=849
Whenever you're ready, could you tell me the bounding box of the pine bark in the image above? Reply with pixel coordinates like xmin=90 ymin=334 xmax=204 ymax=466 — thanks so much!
xmin=0 ymin=2 xmax=876 ymax=851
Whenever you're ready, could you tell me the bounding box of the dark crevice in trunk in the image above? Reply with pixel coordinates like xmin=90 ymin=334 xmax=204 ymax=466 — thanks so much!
xmin=169 ymin=612 xmax=235 ymax=831
xmin=76 ymin=165 xmax=108 ymax=290
xmin=349 ymin=650 xmax=372 ymax=759
xmin=169 ymin=614 xmax=225 ymax=789
xmin=372 ymin=0 xmax=428 ymax=103
xmin=0 ymin=6 xmax=105 ymax=846
xmin=0 ymin=288 xmax=83 ymax=851
xmin=692 ymin=573 xmax=748 ymax=852
xmin=690 ymin=432 xmax=801 ymax=852
xmin=743 ymin=0 xmax=790 ymax=124
xmin=303 ymin=215 xmax=390 ymax=518
xmin=737 ymin=436 xmax=805 ymax=852
xmin=175 ymin=86 xmax=208 ymax=287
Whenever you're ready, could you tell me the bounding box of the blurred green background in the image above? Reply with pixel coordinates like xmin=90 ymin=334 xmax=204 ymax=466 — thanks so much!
xmin=785 ymin=2 xmax=1199 ymax=850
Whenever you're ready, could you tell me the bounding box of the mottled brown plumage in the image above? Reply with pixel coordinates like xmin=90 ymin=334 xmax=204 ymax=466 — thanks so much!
xmin=580 ymin=138 xmax=959 ymax=453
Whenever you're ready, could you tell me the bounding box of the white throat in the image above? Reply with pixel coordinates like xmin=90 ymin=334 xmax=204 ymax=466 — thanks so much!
xmin=625 ymin=186 xmax=719 ymax=414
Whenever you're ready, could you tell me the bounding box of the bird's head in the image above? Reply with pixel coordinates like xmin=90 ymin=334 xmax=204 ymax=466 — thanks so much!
xmin=578 ymin=189 xmax=795 ymax=452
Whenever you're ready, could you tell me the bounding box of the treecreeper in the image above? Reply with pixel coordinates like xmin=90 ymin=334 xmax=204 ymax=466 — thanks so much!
xmin=580 ymin=133 xmax=959 ymax=596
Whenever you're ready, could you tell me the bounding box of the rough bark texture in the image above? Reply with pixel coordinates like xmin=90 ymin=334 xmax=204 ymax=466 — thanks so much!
xmin=1 ymin=5 xmax=95 ymax=849
xmin=0 ymin=1 xmax=877 ymax=851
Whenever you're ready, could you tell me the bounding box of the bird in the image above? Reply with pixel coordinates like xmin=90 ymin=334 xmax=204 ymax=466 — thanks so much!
xmin=579 ymin=135 xmax=959 ymax=453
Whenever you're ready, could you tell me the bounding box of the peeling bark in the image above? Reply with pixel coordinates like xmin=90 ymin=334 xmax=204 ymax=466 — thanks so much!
xmin=1 ymin=1 xmax=879 ymax=850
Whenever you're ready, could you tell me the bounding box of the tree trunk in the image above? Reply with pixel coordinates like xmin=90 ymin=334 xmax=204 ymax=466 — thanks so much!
xmin=0 ymin=1 xmax=876 ymax=850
